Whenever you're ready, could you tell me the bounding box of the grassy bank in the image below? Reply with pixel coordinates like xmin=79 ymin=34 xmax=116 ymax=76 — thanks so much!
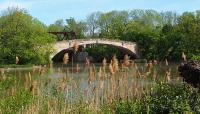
xmin=0 ymin=56 xmax=199 ymax=113
xmin=0 ymin=64 xmax=33 ymax=68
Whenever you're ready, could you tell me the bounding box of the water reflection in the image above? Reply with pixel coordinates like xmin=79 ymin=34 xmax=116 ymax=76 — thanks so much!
xmin=0 ymin=62 xmax=182 ymax=110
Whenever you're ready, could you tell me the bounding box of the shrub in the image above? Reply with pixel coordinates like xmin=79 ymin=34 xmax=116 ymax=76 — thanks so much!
xmin=192 ymin=54 xmax=200 ymax=61
xmin=0 ymin=91 xmax=33 ymax=114
xmin=143 ymin=83 xmax=193 ymax=113
xmin=105 ymin=83 xmax=200 ymax=114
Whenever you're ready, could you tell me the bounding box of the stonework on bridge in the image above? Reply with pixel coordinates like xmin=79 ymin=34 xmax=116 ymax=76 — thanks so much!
xmin=51 ymin=38 xmax=138 ymax=60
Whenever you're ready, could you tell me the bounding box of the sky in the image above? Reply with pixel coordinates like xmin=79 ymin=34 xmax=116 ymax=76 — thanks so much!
xmin=0 ymin=0 xmax=200 ymax=25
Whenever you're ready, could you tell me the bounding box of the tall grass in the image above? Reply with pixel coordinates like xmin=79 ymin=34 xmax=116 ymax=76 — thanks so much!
xmin=1 ymin=55 xmax=198 ymax=113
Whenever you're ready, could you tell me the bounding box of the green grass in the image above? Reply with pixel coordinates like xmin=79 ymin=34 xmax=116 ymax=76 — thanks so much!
xmin=0 ymin=62 xmax=200 ymax=113
xmin=0 ymin=64 xmax=33 ymax=68
xmin=101 ymin=83 xmax=200 ymax=114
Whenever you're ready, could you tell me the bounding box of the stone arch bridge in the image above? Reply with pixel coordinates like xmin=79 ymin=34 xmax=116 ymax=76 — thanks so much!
xmin=52 ymin=38 xmax=138 ymax=62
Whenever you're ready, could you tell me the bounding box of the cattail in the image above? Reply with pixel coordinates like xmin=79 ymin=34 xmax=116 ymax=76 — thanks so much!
xmin=92 ymin=64 xmax=96 ymax=76
xmin=148 ymin=60 xmax=153 ymax=68
xmin=111 ymin=54 xmax=119 ymax=72
xmin=39 ymin=65 xmax=45 ymax=75
xmin=31 ymin=80 xmax=38 ymax=94
xmin=165 ymin=69 xmax=171 ymax=82
xmin=123 ymin=54 xmax=130 ymax=67
xmin=182 ymin=52 xmax=187 ymax=61
xmin=98 ymin=67 xmax=103 ymax=79
xmin=24 ymin=75 xmax=28 ymax=91
xmin=153 ymin=70 xmax=157 ymax=81
xmin=153 ymin=59 xmax=158 ymax=65
xmin=44 ymin=77 xmax=51 ymax=87
xmin=102 ymin=58 xmax=107 ymax=67
xmin=73 ymin=41 xmax=79 ymax=54
xmin=109 ymin=63 xmax=115 ymax=75
xmin=165 ymin=59 xmax=168 ymax=66
xmin=99 ymin=80 xmax=104 ymax=90
xmin=102 ymin=58 xmax=107 ymax=74
xmin=88 ymin=67 xmax=94 ymax=85
xmin=98 ymin=67 xmax=104 ymax=101
xmin=63 ymin=73 xmax=68 ymax=82
xmin=85 ymin=57 xmax=90 ymax=65
xmin=16 ymin=56 xmax=19 ymax=64
xmin=28 ymin=72 xmax=32 ymax=83
xmin=131 ymin=62 xmax=137 ymax=78
xmin=76 ymin=63 xmax=80 ymax=72
xmin=146 ymin=70 xmax=151 ymax=76
xmin=63 ymin=53 xmax=69 ymax=64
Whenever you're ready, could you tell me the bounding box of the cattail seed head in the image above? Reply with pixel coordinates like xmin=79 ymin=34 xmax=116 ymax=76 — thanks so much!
xmin=85 ymin=57 xmax=90 ymax=65
xmin=102 ymin=58 xmax=107 ymax=67
xmin=165 ymin=59 xmax=168 ymax=66
xmin=73 ymin=41 xmax=79 ymax=54
xmin=109 ymin=63 xmax=115 ymax=75
xmin=111 ymin=54 xmax=119 ymax=72
xmin=16 ymin=56 xmax=19 ymax=64
xmin=123 ymin=54 xmax=130 ymax=67
xmin=63 ymin=53 xmax=69 ymax=64
xmin=182 ymin=52 xmax=187 ymax=61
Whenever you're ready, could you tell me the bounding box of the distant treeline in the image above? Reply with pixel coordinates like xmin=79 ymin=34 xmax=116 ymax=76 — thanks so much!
xmin=48 ymin=9 xmax=200 ymax=61
xmin=0 ymin=8 xmax=200 ymax=64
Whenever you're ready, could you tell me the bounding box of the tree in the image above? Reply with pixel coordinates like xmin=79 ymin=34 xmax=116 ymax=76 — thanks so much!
xmin=48 ymin=19 xmax=64 ymax=32
xmin=174 ymin=12 xmax=200 ymax=59
xmin=0 ymin=8 xmax=54 ymax=64
xmin=86 ymin=12 xmax=101 ymax=37
xmin=65 ymin=17 xmax=87 ymax=39
xmin=98 ymin=10 xmax=129 ymax=39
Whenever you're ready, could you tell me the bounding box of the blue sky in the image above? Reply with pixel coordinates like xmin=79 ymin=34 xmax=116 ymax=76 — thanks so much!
xmin=0 ymin=0 xmax=200 ymax=25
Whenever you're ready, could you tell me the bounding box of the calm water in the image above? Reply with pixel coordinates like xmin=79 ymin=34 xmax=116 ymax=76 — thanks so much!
xmin=0 ymin=62 xmax=182 ymax=104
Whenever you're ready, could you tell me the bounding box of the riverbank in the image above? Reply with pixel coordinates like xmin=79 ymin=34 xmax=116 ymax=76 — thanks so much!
xmin=0 ymin=64 xmax=33 ymax=68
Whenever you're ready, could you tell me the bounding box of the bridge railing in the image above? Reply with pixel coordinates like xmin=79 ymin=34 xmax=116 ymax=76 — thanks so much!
xmin=57 ymin=38 xmax=136 ymax=45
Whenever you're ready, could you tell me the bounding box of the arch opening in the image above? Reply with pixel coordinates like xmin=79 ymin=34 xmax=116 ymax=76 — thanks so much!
xmin=52 ymin=43 xmax=138 ymax=63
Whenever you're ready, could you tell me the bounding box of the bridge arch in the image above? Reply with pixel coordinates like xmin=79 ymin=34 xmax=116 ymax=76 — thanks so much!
xmin=51 ymin=38 xmax=138 ymax=62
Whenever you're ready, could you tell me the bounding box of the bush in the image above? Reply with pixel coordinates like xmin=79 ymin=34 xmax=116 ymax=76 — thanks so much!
xmin=103 ymin=83 xmax=200 ymax=114
xmin=0 ymin=91 xmax=33 ymax=114
xmin=192 ymin=54 xmax=200 ymax=61
xmin=143 ymin=83 xmax=193 ymax=113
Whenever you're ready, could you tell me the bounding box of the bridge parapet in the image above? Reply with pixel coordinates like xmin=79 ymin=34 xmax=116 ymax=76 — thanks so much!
xmin=52 ymin=38 xmax=138 ymax=59
xmin=56 ymin=38 xmax=136 ymax=45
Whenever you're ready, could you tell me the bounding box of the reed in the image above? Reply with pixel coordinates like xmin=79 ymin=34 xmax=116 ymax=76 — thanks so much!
xmin=165 ymin=58 xmax=169 ymax=66
xmin=113 ymin=54 xmax=119 ymax=72
xmin=123 ymin=54 xmax=130 ymax=67
xmin=85 ymin=57 xmax=90 ymax=66
xmin=0 ymin=53 xmax=184 ymax=113
xmin=63 ymin=53 xmax=69 ymax=64
xmin=165 ymin=68 xmax=171 ymax=82
xmin=16 ymin=56 xmax=19 ymax=64
xmin=73 ymin=41 xmax=79 ymax=54
xmin=24 ymin=74 xmax=28 ymax=91
xmin=182 ymin=52 xmax=187 ymax=61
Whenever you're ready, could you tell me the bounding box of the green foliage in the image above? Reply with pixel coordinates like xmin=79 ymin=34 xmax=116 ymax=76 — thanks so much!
xmin=144 ymin=83 xmax=193 ymax=113
xmin=192 ymin=54 xmax=200 ymax=60
xmin=84 ymin=9 xmax=199 ymax=61
xmin=0 ymin=91 xmax=33 ymax=114
xmin=85 ymin=45 xmax=125 ymax=62
xmin=1 ymin=7 xmax=200 ymax=63
xmin=0 ymin=76 xmax=16 ymax=92
xmin=65 ymin=18 xmax=87 ymax=39
xmin=0 ymin=8 xmax=54 ymax=64
xmin=102 ymin=83 xmax=200 ymax=114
